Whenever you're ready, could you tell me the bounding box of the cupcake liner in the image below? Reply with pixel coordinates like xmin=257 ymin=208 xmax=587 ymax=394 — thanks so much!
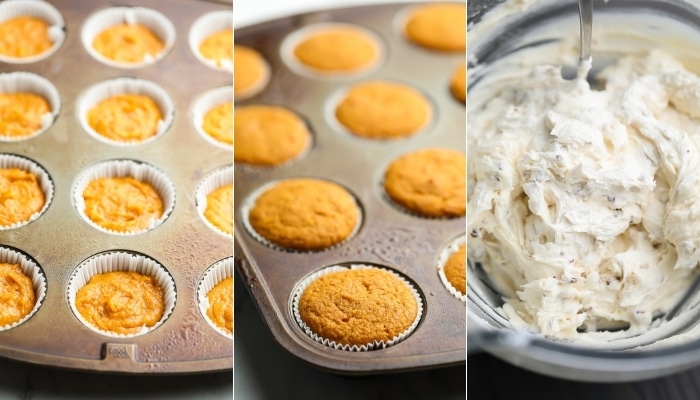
xmin=0 ymin=246 xmax=47 ymax=331
xmin=72 ymin=159 xmax=176 ymax=235
xmin=197 ymin=257 xmax=233 ymax=339
xmin=240 ymin=178 xmax=363 ymax=253
xmin=67 ymin=251 xmax=177 ymax=338
xmin=437 ymin=234 xmax=467 ymax=302
xmin=192 ymin=86 xmax=233 ymax=151
xmin=189 ymin=10 xmax=233 ymax=72
xmin=81 ymin=6 xmax=175 ymax=69
xmin=0 ymin=0 xmax=66 ymax=64
xmin=291 ymin=264 xmax=424 ymax=351
xmin=0 ymin=72 xmax=60 ymax=142
xmin=279 ymin=22 xmax=385 ymax=80
xmin=76 ymin=77 xmax=175 ymax=146
xmin=234 ymin=47 xmax=270 ymax=101
xmin=0 ymin=154 xmax=54 ymax=230
xmin=195 ymin=165 xmax=233 ymax=238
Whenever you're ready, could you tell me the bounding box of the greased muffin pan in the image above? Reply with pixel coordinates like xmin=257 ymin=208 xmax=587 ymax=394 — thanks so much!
xmin=0 ymin=0 xmax=231 ymax=373
xmin=234 ymin=2 xmax=466 ymax=374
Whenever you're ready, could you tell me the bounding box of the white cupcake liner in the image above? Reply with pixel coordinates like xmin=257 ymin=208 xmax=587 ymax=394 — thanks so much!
xmin=197 ymin=257 xmax=233 ymax=339
xmin=0 ymin=246 xmax=47 ymax=331
xmin=195 ymin=165 xmax=233 ymax=238
xmin=72 ymin=159 xmax=176 ymax=236
xmin=76 ymin=77 xmax=174 ymax=146
xmin=291 ymin=264 xmax=424 ymax=351
xmin=279 ymin=22 xmax=385 ymax=81
xmin=189 ymin=10 xmax=232 ymax=72
xmin=234 ymin=45 xmax=270 ymax=101
xmin=0 ymin=0 xmax=65 ymax=64
xmin=241 ymin=178 xmax=363 ymax=253
xmin=67 ymin=251 xmax=177 ymax=338
xmin=81 ymin=6 xmax=175 ymax=69
xmin=0 ymin=153 xmax=54 ymax=230
xmin=0 ymin=72 xmax=60 ymax=142
xmin=192 ymin=86 xmax=232 ymax=151
xmin=437 ymin=234 xmax=467 ymax=302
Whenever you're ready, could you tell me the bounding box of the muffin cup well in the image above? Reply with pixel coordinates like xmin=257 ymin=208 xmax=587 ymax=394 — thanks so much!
xmin=437 ymin=234 xmax=467 ymax=302
xmin=0 ymin=72 xmax=60 ymax=142
xmin=67 ymin=251 xmax=177 ymax=338
xmin=0 ymin=246 xmax=47 ymax=331
xmin=76 ymin=77 xmax=175 ymax=146
xmin=195 ymin=165 xmax=233 ymax=238
xmin=197 ymin=257 xmax=233 ymax=339
xmin=0 ymin=154 xmax=54 ymax=230
xmin=192 ymin=86 xmax=232 ymax=151
xmin=0 ymin=0 xmax=66 ymax=64
xmin=291 ymin=264 xmax=424 ymax=351
xmin=189 ymin=10 xmax=232 ymax=72
xmin=81 ymin=6 xmax=175 ymax=69
xmin=72 ymin=159 xmax=176 ymax=236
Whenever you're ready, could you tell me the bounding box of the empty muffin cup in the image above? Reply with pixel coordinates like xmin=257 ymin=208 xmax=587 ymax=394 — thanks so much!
xmin=0 ymin=246 xmax=47 ymax=331
xmin=0 ymin=0 xmax=66 ymax=64
xmin=0 ymin=153 xmax=54 ymax=230
xmin=0 ymin=71 xmax=60 ymax=142
xmin=197 ymin=257 xmax=233 ymax=338
xmin=189 ymin=10 xmax=232 ymax=72
xmin=192 ymin=86 xmax=232 ymax=150
xmin=196 ymin=165 xmax=233 ymax=238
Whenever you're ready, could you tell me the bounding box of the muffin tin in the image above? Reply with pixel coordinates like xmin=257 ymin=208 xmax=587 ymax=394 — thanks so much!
xmin=0 ymin=0 xmax=231 ymax=373
xmin=234 ymin=2 xmax=466 ymax=374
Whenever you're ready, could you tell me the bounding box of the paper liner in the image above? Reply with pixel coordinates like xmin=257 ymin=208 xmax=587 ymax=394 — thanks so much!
xmin=241 ymin=178 xmax=363 ymax=253
xmin=192 ymin=86 xmax=233 ymax=151
xmin=0 ymin=0 xmax=66 ymax=64
xmin=0 ymin=154 xmax=54 ymax=230
xmin=81 ymin=6 xmax=175 ymax=69
xmin=76 ymin=77 xmax=174 ymax=146
xmin=197 ymin=257 xmax=233 ymax=339
xmin=279 ymin=22 xmax=385 ymax=81
xmin=195 ymin=165 xmax=233 ymax=238
xmin=291 ymin=264 xmax=424 ymax=351
xmin=0 ymin=72 xmax=60 ymax=142
xmin=72 ymin=159 xmax=176 ymax=235
xmin=188 ymin=10 xmax=232 ymax=72
xmin=0 ymin=246 xmax=47 ymax=331
xmin=67 ymin=251 xmax=177 ymax=338
xmin=437 ymin=234 xmax=467 ymax=302
xmin=234 ymin=46 xmax=270 ymax=101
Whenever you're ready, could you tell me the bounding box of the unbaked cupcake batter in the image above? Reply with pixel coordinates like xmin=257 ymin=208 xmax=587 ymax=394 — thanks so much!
xmin=0 ymin=16 xmax=52 ymax=58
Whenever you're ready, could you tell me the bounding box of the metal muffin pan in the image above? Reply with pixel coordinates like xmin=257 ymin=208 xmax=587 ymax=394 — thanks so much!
xmin=0 ymin=0 xmax=232 ymax=373
xmin=234 ymin=2 xmax=466 ymax=375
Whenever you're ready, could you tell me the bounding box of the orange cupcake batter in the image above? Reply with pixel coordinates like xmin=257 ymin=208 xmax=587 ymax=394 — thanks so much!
xmin=75 ymin=271 xmax=165 ymax=335
xmin=206 ymin=277 xmax=232 ymax=334
xmin=0 ymin=16 xmax=52 ymax=58
xmin=92 ymin=23 xmax=164 ymax=64
xmin=204 ymin=184 xmax=233 ymax=235
xmin=0 ymin=93 xmax=50 ymax=138
xmin=202 ymin=102 xmax=233 ymax=145
xmin=87 ymin=94 xmax=162 ymax=142
xmin=0 ymin=168 xmax=45 ymax=226
xmin=83 ymin=177 xmax=164 ymax=232
xmin=199 ymin=29 xmax=233 ymax=67
xmin=293 ymin=27 xmax=378 ymax=72
xmin=0 ymin=263 xmax=35 ymax=327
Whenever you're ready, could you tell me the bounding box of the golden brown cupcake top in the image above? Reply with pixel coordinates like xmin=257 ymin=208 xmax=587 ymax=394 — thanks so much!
xmin=335 ymin=80 xmax=430 ymax=140
xmin=450 ymin=63 xmax=466 ymax=103
xmin=404 ymin=3 xmax=466 ymax=52
xmin=0 ymin=262 xmax=35 ymax=327
xmin=199 ymin=29 xmax=233 ymax=67
xmin=234 ymin=105 xmax=310 ymax=166
xmin=248 ymin=178 xmax=359 ymax=251
xmin=75 ymin=271 xmax=165 ymax=335
xmin=202 ymin=102 xmax=233 ymax=146
xmin=82 ymin=177 xmax=164 ymax=233
xmin=87 ymin=94 xmax=162 ymax=143
xmin=384 ymin=148 xmax=466 ymax=218
xmin=206 ymin=277 xmax=232 ymax=334
xmin=0 ymin=16 xmax=52 ymax=59
xmin=444 ymin=244 xmax=466 ymax=295
xmin=234 ymin=45 xmax=269 ymax=99
xmin=293 ymin=27 xmax=378 ymax=73
xmin=204 ymin=184 xmax=233 ymax=235
xmin=0 ymin=168 xmax=45 ymax=227
xmin=92 ymin=23 xmax=164 ymax=64
xmin=298 ymin=268 xmax=417 ymax=346
xmin=0 ymin=93 xmax=50 ymax=138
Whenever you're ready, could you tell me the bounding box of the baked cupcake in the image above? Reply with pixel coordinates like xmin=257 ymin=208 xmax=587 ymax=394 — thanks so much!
xmin=293 ymin=25 xmax=379 ymax=73
xmin=234 ymin=45 xmax=269 ymax=99
xmin=87 ymin=94 xmax=163 ymax=142
xmin=0 ymin=262 xmax=36 ymax=326
xmin=199 ymin=29 xmax=232 ymax=68
xmin=404 ymin=3 xmax=466 ymax=52
xmin=450 ymin=63 xmax=466 ymax=103
xmin=206 ymin=277 xmax=232 ymax=335
xmin=335 ymin=80 xmax=431 ymax=140
xmin=245 ymin=178 xmax=360 ymax=251
xmin=383 ymin=148 xmax=466 ymax=218
xmin=202 ymin=102 xmax=232 ymax=146
xmin=234 ymin=105 xmax=310 ymax=166
xmin=444 ymin=244 xmax=466 ymax=296
xmin=0 ymin=167 xmax=45 ymax=227
xmin=204 ymin=184 xmax=233 ymax=235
